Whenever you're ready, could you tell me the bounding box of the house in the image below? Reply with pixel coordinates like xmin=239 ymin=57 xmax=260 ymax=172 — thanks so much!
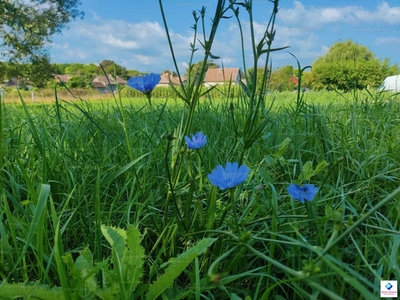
xmin=91 ymin=74 xmax=127 ymax=93
xmin=291 ymin=75 xmax=299 ymax=86
xmin=157 ymin=72 xmax=185 ymax=87
xmin=2 ymin=77 xmax=33 ymax=90
xmin=54 ymin=74 xmax=72 ymax=84
xmin=203 ymin=68 xmax=241 ymax=86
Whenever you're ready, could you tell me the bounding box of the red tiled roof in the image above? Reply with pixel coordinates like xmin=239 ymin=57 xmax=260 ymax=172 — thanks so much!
xmin=291 ymin=75 xmax=299 ymax=85
xmin=91 ymin=74 xmax=127 ymax=86
xmin=203 ymin=68 xmax=240 ymax=83
xmin=158 ymin=72 xmax=183 ymax=85
xmin=54 ymin=74 xmax=72 ymax=83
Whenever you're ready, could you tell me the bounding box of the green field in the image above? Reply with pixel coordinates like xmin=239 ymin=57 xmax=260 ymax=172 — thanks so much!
xmin=0 ymin=90 xmax=399 ymax=299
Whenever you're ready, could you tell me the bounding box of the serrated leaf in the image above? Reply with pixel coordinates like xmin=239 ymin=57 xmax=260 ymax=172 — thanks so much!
xmin=146 ymin=238 xmax=216 ymax=300
xmin=101 ymin=225 xmax=127 ymax=259
xmin=0 ymin=282 xmax=66 ymax=300
xmin=124 ymin=225 xmax=145 ymax=294
xmin=101 ymin=225 xmax=128 ymax=297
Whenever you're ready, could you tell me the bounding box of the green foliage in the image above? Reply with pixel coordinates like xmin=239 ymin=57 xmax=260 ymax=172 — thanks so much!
xmin=146 ymin=238 xmax=216 ymax=299
xmin=26 ymin=55 xmax=55 ymax=88
xmin=269 ymin=65 xmax=297 ymax=91
xmin=101 ymin=225 xmax=145 ymax=298
xmin=0 ymin=0 xmax=83 ymax=63
xmin=97 ymin=60 xmax=128 ymax=79
xmin=58 ymin=225 xmax=145 ymax=300
xmin=64 ymin=63 xmax=98 ymax=76
xmin=0 ymin=282 xmax=66 ymax=299
xmin=184 ymin=60 xmax=219 ymax=84
xmin=311 ymin=40 xmax=397 ymax=90
xmin=66 ymin=76 xmax=87 ymax=89
xmin=246 ymin=67 xmax=268 ymax=92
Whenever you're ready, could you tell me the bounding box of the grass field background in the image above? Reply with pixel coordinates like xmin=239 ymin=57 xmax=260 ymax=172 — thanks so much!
xmin=0 ymin=89 xmax=399 ymax=299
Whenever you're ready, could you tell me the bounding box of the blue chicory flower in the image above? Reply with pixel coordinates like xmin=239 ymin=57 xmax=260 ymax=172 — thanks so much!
xmin=208 ymin=162 xmax=250 ymax=190
xmin=184 ymin=132 xmax=207 ymax=149
xmin=287 ymin=183 xmax=318 ymax=203
xmin=127 ymin=73 xmax=161 ymax=93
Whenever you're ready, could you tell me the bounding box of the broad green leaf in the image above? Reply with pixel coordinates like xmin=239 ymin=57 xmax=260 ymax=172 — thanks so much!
xmin=272 ymin=138 xmax=291 ymax=159
xmin=311 ymin=160 xmax=329 ymax=177
xmin=231 ymin=293 xmax=243 ymax=300
xmin=263 ymin=155 xmax=277 ymax=166
xmin=101 ymin=225 xmax=127 ymax=258
xmin=101 ymin=224 xmax=146 ymax=297
xmin=299 ymin=161 xmax=313 ymax=181
xmin=258 ymin=167 xmax=271 ymax=182
xmin=146 ymin=238 xmax=217 ymax=300
xmin=124 ymin=225 xmax=145 ymax=294
xmin=101 ymin=225 xmax=128 ymax=298
xmin=75 ymin=247 xmax=98 ymax=293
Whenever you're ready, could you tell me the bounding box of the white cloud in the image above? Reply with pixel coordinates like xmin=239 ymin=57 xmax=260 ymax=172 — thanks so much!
xmin=50 ymin=17 xmax=195 ymax=71
xmin=100 ymin=34 xmax=139 ymax=49
xmin=375 ymin=37 xmax=400 ymax=45
xmin=278 ymin=1 xmax=400 ymax=26
xmin=376 ymin=2 xmax=400 ymax=24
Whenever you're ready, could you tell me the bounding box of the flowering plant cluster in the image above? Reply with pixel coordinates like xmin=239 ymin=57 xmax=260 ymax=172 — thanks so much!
xmin=184 ymin=131 xmax=249 ymax=190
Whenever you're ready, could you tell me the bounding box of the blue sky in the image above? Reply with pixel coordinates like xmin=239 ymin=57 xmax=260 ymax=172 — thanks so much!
xmin=49 ymin=0 xmax=400 ymax=74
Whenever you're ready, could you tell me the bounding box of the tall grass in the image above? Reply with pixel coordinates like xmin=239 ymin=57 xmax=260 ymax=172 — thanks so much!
xmin=1 ymin=0 xmax=400 ymax=298
xmin=0 ymin=89 xmax=399 ymax=299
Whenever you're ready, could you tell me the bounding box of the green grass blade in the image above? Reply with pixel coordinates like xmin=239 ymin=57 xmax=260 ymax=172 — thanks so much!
xmin=9 ymin=184 xmax=50 ymax=278
xmin=146 ymin=238 xmax=216 ymax=300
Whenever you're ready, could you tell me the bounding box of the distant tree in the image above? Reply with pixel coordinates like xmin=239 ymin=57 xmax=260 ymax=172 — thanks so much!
xmin=299 ymin=71 xmax=313 ymax=89
xmin=0 ymin=0 xmax=83 ymax=63
xmin=184 ymin=60 xmax=219 ymax=84
xmin=311 ymin=40 xmax=395 ymax=90
xmin=97 ymin=60 xmax=128 ymax=78
xmin=25 ymin=55 xmax=54 ymax=88
xmin=52 ymin=63 xmax=70 ymax=75
xmin=0 ymin=62 xmax=8 ymax=82
xmin=83 ymin=63 xmax=98 ymax=75
xmin=245 ymin=67 xmax=268 ymax=92
xmin=269 ymin=65 xmax=296 ymax=92
xmin=127 ymin=69 xmax=143 ymax=78
xmin=67 ymin=76 xmax=86 ymax=89
xmin=382 ymin=59 xmax=400 ymax=77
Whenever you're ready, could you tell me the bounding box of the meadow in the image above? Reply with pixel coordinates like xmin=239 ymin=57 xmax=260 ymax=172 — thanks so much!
xmin=1 ymin=0 xmax=400 ymax=298
xmin=0 ymin=88 xmax=399 ymax=299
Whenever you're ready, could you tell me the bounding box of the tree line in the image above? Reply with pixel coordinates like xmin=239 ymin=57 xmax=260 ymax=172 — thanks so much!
xmin=1 ymin=41 xmax=399 ymax=92
xmin=0 ymin=60 xmax=143 ymax=89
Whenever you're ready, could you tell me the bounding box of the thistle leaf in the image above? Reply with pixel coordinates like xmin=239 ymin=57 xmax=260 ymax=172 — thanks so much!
xmin=146 ymin=238 xmax=216 ymax=300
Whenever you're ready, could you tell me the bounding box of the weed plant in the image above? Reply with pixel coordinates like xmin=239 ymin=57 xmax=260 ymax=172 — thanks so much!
xmin=0 ymin=0 xmax=399 ymax=299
